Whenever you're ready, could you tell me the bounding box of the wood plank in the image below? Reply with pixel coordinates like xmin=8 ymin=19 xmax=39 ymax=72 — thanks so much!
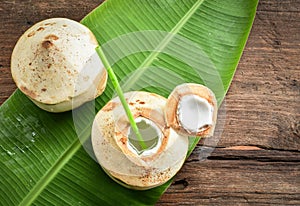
xmin=202 ymin=0 xmax=300 ymax=151
xmin=158 ymin=0 xmax=300 ymax=205
xmin=157 ymin=146 xmax=300 ymax=205
xmin=0 ymin=0 xmax=299 ymax=205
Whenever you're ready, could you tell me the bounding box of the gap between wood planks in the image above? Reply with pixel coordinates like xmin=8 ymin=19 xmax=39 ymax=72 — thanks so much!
xmin=185 ymin=144 xmax=300 ymax=164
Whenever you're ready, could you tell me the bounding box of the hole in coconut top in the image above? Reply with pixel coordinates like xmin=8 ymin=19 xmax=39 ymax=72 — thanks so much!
xmin=177 ymin=95 xmax=213 ymax=133
xmin=128 ymin=117 xmax=162 ymax=155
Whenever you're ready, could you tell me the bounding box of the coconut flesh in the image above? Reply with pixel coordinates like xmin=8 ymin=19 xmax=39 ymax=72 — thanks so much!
xmin=177 ymin=95 xmax=214 ymax=133
xmin=11 ymin=18 xmax=107 ymax=112
xmin=92 ymin=91 xmax=189 ymax=190
xmin=127 ymin=116 xmax=163 ymax=156
xmin=165 ymin=83 xmax=218 ymax=137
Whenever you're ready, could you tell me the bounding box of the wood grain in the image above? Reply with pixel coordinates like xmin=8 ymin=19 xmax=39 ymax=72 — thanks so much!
xmin=0 ymin=0 xmax=299 ymax=205
xmin=158 ymin=1 xmax=300 ymax=205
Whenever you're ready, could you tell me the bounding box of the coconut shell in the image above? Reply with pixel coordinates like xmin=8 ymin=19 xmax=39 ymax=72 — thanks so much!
xmin=11 ymin=18 xmax=107 ymax=112
xmin=165 ymin=83 xmax=218 ymax=137
xmin=92 ymin=91 xmax=189 ymax=189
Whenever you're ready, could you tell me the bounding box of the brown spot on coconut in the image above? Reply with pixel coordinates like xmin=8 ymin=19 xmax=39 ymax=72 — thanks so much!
xmin=92 ymin=91 xmax=189 ymax=190
xmin=11 ymin=18 xmax=107 ymax=112
xmin=45 ymin=34 xmax=59 ymax=40
xmin=37 ymin=27 xmax=45 ymax=32
xmin=27 ymin=31 xmax=35 ymax=37
xmin=41 ymin=40 xmax=53 ymax=49
xmin=165 ymin=83 xmax=218 ymax=137
xmin=20 ymin=85 xmax=37 ymax=99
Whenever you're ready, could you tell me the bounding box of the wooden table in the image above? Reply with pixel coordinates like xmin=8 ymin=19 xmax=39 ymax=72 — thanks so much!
xmin=1 ymin=0 xmax=299 ymax=205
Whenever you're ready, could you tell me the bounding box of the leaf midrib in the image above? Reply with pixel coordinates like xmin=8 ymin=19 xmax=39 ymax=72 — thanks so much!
xmin=139 ymin=0 xmax=204 ymax=69
xmin=18 ymin=0 xmax=205 ymax=205
xmin=19 ymin=137 xmax=82 ymax=206
xmin=122 ymin=0 xmax=205 ymax=91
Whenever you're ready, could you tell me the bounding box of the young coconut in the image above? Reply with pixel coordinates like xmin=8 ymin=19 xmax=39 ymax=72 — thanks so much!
xmin=92 ymin=91 xmax=189 ymax=190
xmin=165 ymin=83 xmax=218 ymax=137
xmin=11 ymin=18 xmax=107 ymax=112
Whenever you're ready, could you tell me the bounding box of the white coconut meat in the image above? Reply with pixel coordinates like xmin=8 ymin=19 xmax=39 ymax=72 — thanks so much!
xmin=165 ymin=83 xmax=218 ymax=137
xmin=92 ymin=91 xmax=189 ymax=190
xmin=127 ymin=116 xmax=163 ymax=157
xmin=11 ymin=18 xmax=107 ymax=112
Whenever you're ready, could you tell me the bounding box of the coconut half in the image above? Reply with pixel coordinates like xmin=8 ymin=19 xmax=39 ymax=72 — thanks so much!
xmin=92 ymin=91 xmax=189 ymax=190
xmin=165 ymin=83 xmax=218 ymax=137
xmin=11 ymin=18 xmax=107 ymax=112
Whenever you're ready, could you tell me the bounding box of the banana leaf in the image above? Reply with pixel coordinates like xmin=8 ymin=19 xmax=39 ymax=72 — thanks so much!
xmin=0 ymin=0 xmax=258 ymax=205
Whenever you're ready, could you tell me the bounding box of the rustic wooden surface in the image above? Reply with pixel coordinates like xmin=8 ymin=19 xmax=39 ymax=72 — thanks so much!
xmin=0 ymin=0 xmax=299 ymax=205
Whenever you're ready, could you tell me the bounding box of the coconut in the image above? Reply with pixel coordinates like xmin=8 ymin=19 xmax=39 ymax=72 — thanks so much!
xmin=165 ymin=83 xmax=218 ymax=137
xmin=92 ymin=91 xmax=189 ymax=190
xmin=11 ymin=18 xmax=107 ymax=112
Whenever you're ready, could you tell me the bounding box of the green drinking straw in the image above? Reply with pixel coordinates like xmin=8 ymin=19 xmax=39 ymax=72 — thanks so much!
xmin=95 ymin=46 xmax=147 ymax=150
